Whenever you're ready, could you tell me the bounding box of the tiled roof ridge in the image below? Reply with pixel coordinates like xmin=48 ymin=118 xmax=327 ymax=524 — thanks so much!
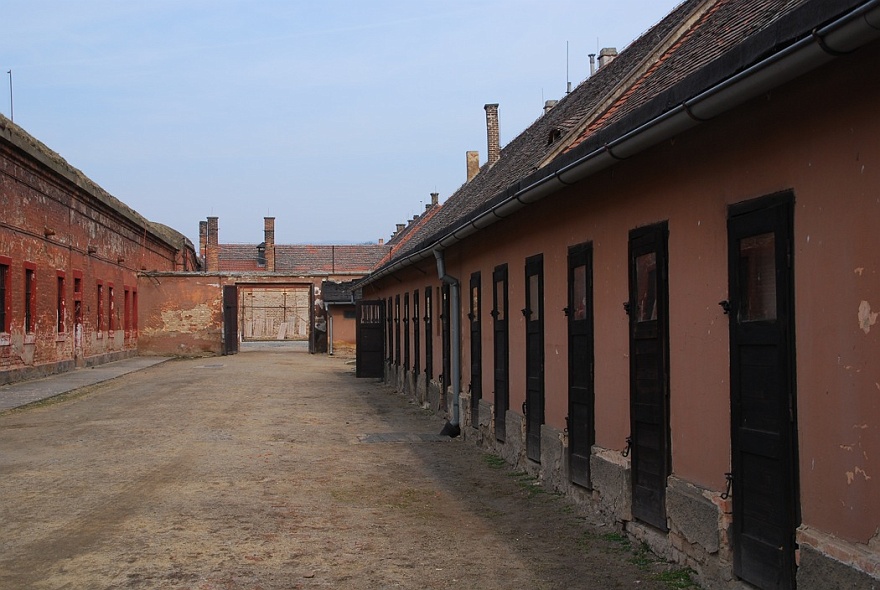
xmin=378 ymin=0 xmax=703 ymax=269
xmin=542 ymin=0 xmax=717 ymax=166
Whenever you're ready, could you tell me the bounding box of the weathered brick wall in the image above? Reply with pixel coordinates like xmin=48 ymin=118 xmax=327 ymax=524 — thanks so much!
xmin=0 ymin=116 xmax=185 ymax=383
xmin=137 ymin=273 xmax=223 ymax=356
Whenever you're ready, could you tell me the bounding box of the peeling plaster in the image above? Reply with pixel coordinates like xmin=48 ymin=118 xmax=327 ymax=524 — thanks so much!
xmin=858 ymin=300 xmax=878 ymax=334
xmin=845 ymin=467 xmax=871 ymax=484
xmin=855 ymin=267 xmax=865 ymax=276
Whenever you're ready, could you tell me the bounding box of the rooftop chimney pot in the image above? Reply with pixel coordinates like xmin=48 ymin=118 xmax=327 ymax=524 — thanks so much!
xmin=430 ymin=192 xmax=439 ymax=207
xmin=264 ymin=216 xmax=276 ymax=272
xmin=466 ymin=150 xmax=480 ymax=181
xmin=544 ymin=100 xmax=558 ymax=115
xmin=206 ymin=217 xmax=219 ymax=272
xmin=598 ymin=47 xmax=618 ymax=70
xmin=484 ymin=103 xmax=500 ymax=167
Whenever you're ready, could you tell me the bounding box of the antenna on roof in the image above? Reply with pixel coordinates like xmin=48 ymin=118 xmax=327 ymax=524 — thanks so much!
xmin=566 ymin=42 xmax=571 ymax=94
xmin=6 ymin=70 xmax=13 ymax=122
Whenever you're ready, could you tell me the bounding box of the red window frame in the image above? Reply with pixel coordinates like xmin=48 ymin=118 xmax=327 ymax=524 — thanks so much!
xmin=24 ymin=262 xmax=36 ymax=334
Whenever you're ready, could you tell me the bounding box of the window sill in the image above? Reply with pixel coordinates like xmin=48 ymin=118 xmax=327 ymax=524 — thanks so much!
xmin=56 ymin=333 xmax=67 ymax=343
xmin=24 ymin=334 xmax=36 ymax=345
xmin=0 ymin=333 xmax=10 ymax=346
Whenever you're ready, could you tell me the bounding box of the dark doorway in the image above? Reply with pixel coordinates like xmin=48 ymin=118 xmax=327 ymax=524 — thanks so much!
xmin=413 ymin=290 xmax=420 ymax=374
xmin=469 ymin=272 xmax=482 ymax=428
xmin=222 ymin=285 xmax=239 ymax=355
xmin=386 ymin=298 xmax=393 ymax=364
xmin=394 ymin=295 xmax=401 ymax=367
xmin=424 ymin=286 xmax=433 ymax=383
xmin=728 ymin=193 xmax=799 ymax=590
xmin=627 ymin=222 xmax=669 ymax=531
xmin=492 ymin=265 xmax=509 ymax=442
xmin=356 ymin=300 xmax=385 ymax=378
xmin=441 ymin=284 xmax=451 ymax=409
xmin=568 ymin=243 xmax=594 ymax=488
xmin=403 ymin=292 xmax=410 ymax=371
xmin=524 ymin=254 xmax=544 ymax=463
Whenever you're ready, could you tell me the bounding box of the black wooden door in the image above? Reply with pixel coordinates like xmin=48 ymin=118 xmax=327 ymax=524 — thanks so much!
xmin=394 ymin=294 xmax=401 ymax=367
xmin=403 ymin=292 xmax=410 ymax=371
xmin=469 ymin=272 xmax=482 ymax=428
xmin=386 ymin=298 xmax=393 ymax=363
xmin=356 ymin=300 xmax=385 ymax=378
xmin=568 ymin=243 xmax=594 ymax=488
xmin=222 ymin=285 xmax=239 ymax=355
xmin=524 ymin=254 xmax=544 ymax=463
xmin=728 ymin=194 xmax=799 ymax=590
xmin=492 ymin=265 xmax=509 ymax=442
xmin=413 ymin=290 xmax=420 ymax=374
xmin=628 ymin=222 xmax=670 ymax=531
xmin=424 ymin=286 xmax=433 ymax=381
xmin=441 ymin=284 xmax=451 ymax=407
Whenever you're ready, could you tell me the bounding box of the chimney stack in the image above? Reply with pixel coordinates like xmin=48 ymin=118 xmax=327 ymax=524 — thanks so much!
xmin=544 ymin=100 xmax=558 ymax=115
xmin=589 ymin=53 xmax=596 ymax=76
xmin=598 ymin=47 xmax=618 ymax=70
xmin=466 ymin=151 xmax=480 ymax=181
xmin=431 ymin=192 xmax=439 ymax=207
xmin=484 ymin=103 xmax=500 ymax=167
xmin=206 ymin=216 xmax=219 ymax=272
xmin=199 ymin=220 xmax=208 ymax=261
xmin=264 ymin=216 xmax=275 ymax=272
xmin=396 ymin=223 xmax=405 ymax=235
xmin=378 ymin=238 xmax=384 ymax=246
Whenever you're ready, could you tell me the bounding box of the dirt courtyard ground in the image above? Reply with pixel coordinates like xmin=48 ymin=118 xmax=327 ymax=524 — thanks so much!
xmin=0 ymin=349 xmax=697 ymax=589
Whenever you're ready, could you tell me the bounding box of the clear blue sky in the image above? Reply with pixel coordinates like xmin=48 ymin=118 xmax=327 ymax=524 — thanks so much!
xmin=3 ymin=1 xmax=681 ymax=247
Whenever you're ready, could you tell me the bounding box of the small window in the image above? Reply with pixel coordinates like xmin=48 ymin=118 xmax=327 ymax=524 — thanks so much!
xmin=635 ymin=252 xmax=657 ymax=322
xmin=56 ymin=273 xmax=66 ymax=333
xmin=572 ymin=264 xmax=588 ymax=321
xmin=547 ymin=128 xmax=562 ymax=145
xmin=739 ymin=233 xmax=777 ymax=322
xmin=108 ymin=286 xmax=115 ymax=331
xmin=24 ymin=267 xmax=35 ymax=334
xmin=97 ymin=283 xmax=104 ymax=332
xmin=0 ymin=262 xmax=9 ymax=333
xmin=343 ymin=309 xmax=356 ymax=320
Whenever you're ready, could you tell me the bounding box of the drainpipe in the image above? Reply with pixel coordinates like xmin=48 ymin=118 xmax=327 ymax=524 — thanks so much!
xmin=433 ymin=248 xmax=461 ymax=438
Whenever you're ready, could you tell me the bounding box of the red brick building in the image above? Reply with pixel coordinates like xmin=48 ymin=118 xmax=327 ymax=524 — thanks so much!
xmin=0 ymin=115 xmax=197 ymax=384
xmin=137 ymin=216 xmax=388 ymax=356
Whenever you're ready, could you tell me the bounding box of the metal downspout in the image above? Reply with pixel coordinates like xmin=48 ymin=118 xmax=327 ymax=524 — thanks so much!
xmin=433 ymin=248 xmax=461 ymax=437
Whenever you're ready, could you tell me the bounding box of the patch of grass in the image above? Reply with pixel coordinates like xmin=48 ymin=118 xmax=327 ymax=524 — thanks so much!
xmin=602 ymin=532 xmax=632 ymax=554
xmin=483 ymin=454 xmax=507 ymax=469
xmin=655 ymin=568 xmax=698 ymax=589
xmin=629 ymin=542 xmax=657 ymax=568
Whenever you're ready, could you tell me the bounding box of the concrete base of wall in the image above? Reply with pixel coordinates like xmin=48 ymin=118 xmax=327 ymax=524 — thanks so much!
xmin=797 ymin=544 xmax=880 ymax=590
xmin=0 ymin=349 xmax=136 ymax=386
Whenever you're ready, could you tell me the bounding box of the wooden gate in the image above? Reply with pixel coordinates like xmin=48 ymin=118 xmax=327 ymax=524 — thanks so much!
xmin=356 ymin=300 xmax=385 ymax=378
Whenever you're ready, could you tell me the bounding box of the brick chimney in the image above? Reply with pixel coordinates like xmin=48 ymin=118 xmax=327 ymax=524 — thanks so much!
xmin=199 ymin=220 xmax=208 ymax=261
xmin=206 ymin=216 xmax=219 ymax=272
xmin=484 ymin=103 xmax=500 ymax=167
xmin=466 ymin=151 xmax=480 ymax=181
xmin=264 ymin=217 xmax=275 ymax=272
xmin=429 ymin=192 xmax=439 ymax=210
xmin=598 ymin=47 xmax=618 ymax=70
xmin=543 ymin=100 xmax=558 ymax=115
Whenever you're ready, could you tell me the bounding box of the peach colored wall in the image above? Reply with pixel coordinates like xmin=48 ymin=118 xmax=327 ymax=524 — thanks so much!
xmin=328 ymin=306 xmax=356 ymax=346
xmin=369 ymin=42 xmax=880 ymax=544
